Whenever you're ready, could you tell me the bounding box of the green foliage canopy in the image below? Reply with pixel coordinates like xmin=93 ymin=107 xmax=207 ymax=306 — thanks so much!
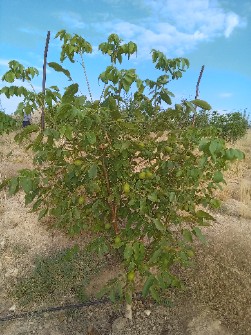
xmin=0 ymin=31 xmax=245 ymax=306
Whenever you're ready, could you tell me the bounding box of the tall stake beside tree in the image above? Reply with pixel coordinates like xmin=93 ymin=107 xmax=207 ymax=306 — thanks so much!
xmin=41 ymin=31 xmax=50 ymax=131
xmin=192 ymin=65 xmax=205 ymax=125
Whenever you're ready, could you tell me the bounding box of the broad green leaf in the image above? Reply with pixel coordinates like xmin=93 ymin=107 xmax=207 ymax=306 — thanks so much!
xmin=128 ymin=41 xmax=137 ymax=55
xmin=109 ymin=288 xmax=116 ymax=303
xmin=25 ymin=191 xmax=37 ymax=205
xmin=232 ymin=149 xmax=245 ymax=160
xmin=38 ymin=208 xmax=48 ymax=220
xmin=64 ymin=125 xmax=73 ymax=140
xmin=153 ymin=218 xmax=165 ymax=232
xmin=150 ymin=287 xmax=160 ymax=302
xmin=148 ymin=193 xmax=158 ymax=202
xmin=213 ymin=171 xmax=224 ymax=183
xmin=9 ymin=177 xmax=19 ymax=195
xmin=19 ymin=177 xmax=33 ymax=194
xmin=48 ymin=62 xmax=72 ymax=80
xmin=196 ymin=210 xmax=215 ymax=221
xmin=32 ymin=199 xmax=42 ymax=211
xmin=192 ymin=227 xmax=206 ymax=243
xmin=182 ymin=229 xmax=193 ymax=242
xmin=149 ymin=248 xmax=162 ymax=263
xmin=86 ymin=132 xmax=96 ymax=144
xmin=4 ymin=71 xmax=15 ymax=83
xmin=124 ymin=243 xmax=133 ymax=261
xmin=133 ymin=242 xmax=145 ymax=262
xmin=142 ymin=275 xmax=155 ymax=298
xmin=185 ymin=101 xmax=196 ymax=113
xmin=210 ymin=199 xmax=221 ymax=209
xmin=62 ymin=83 xmax=79 ymax=102
xmin=160 ymin=91 xmax=172 ymax=105
xmin=116 ymin=281 xmax=123 ymax=299
xmin=191 ymin=99 xmax=211 ymax=110
xmin=169 ymin=192 xmax=176 ymax=202
xmin=209 ymin=139 xmax=224 ymax=156
xmin=140 ymin=198 xmax=147 ymax=214
xmin=88 ymin=164 xmax=98 ymax=179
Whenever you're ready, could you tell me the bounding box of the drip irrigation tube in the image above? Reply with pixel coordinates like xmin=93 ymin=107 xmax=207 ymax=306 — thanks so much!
xmin=0 ymin=297 xmax=110 ymax=322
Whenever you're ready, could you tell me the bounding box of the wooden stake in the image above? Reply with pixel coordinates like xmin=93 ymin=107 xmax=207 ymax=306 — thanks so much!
xmin=41 ymin=31 xmax=50 ymax=131
xmin=192 ymin=65 xmax=205 ymax=125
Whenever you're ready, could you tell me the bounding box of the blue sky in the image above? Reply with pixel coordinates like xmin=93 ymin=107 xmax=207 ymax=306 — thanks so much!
xmin=0 ymin=0 xmax=250 ymax=117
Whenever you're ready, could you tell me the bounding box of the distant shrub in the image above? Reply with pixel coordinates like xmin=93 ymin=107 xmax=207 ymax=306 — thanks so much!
xmin=0 ymin=110 xmax=19 ymax=135
xmin=210 ymin=111 xmax=249 ymax=143
xmin=188 ymin=110 xmax=249 ymax=143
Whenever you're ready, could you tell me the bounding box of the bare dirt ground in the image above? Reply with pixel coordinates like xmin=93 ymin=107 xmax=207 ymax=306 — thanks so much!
xmin=0 ymin=131 xmax=251 ymax=335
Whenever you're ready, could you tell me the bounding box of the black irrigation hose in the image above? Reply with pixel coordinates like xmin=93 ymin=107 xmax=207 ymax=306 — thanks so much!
xmin=0 ymin=297 xmax=111 ymax=322
xmin=0 ymin=293 xmax=150 ymax=323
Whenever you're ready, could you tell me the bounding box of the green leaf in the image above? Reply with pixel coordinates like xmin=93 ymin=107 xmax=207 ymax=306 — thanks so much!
xmin=4 ymin=71 xmax=15 ymax=83
xmin=133 ymin=242 xmax=145 ymax=261
xmin=88 ymin=164 xmax=98 ymax=179
xmin=19 ymin=177 xmax=33 ymax=194
xmin=153 ymin=218 xmax=165 ymax=232
xmin=169 ymin=192 xmax=176 ymax=202
xmin=210 ymin=199 xmax=221 ymax=209
xmin=191 ymin=99 xmax=211 ymax=110
xmin=38 ymin=208 xmax=48 ymax=220
xmin=185 ymin=101 xmax=196 ymax=113
xmin=148 ymin=193 xmax=158 ymax=202
xmin=142 ymin=275 xmax=155 ymax=298
xmin=196 ymin=210 xmax=215 ymax=221
xmin=209 ymin=140 xmax=223 ymax=156
xmin=64 ymin=125 xmax=73 ymax=140
xmin=192 ymin=227 xmax=206 ymax=243
xmin=48 ymin=62 xmax=72 ymax=80
xmin=62 ymin=83 xmax=79 ymax=102
xmin=149 ymin=248 xmax=162 ymax=264
xmin=231 ymin=149 xmax=245 ymax=160
xmin=128 ymin=41 xmax=137 ymax=55
xmin=150 ymin=287 xmax=160 ymax=302
xmin=213 ymin=171 xmax=224 ymax=183
xmin=9 ymin=177 xmax=19 ymax=195
xmin=109 ymin=288 xmax=116 ymax=303
xmin=86 ymin=132 xmax=96 ymax=144
xmin=182 ymin=229 xmax=193 ymax=242
xmin=160 ymin=91 xmax=172 ymax=105
xmin=124 ymin=243 xmax=133 ymax=261
xmin=32 ymin=199 xmax=42 ymax=211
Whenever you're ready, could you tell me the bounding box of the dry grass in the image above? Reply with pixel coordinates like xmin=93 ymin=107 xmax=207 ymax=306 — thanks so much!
xmin=217 ymin=129 xmax=251 ymax=217
xmin=240 ymin=179 xmax=251 ymax=218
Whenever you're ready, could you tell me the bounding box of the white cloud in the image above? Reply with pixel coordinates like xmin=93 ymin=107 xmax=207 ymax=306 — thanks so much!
xmin=224 ymin=13 xmax=241 ymax=38
xmin=90 ymin=0 xmax=245 ymax=58
xmin=218 ymin=92 xmax=233 ymax=98
xmin=18 ymin=27 xmax=46 ymax=37
xmin=55 ymin=11 xmax=86 ymax=29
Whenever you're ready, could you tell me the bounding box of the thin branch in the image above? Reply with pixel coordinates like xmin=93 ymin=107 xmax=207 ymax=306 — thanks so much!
xmin=80 ymin=53 xmax=93 ymax=103
xmin=41 ymin=31 xmax=50 ymax=131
